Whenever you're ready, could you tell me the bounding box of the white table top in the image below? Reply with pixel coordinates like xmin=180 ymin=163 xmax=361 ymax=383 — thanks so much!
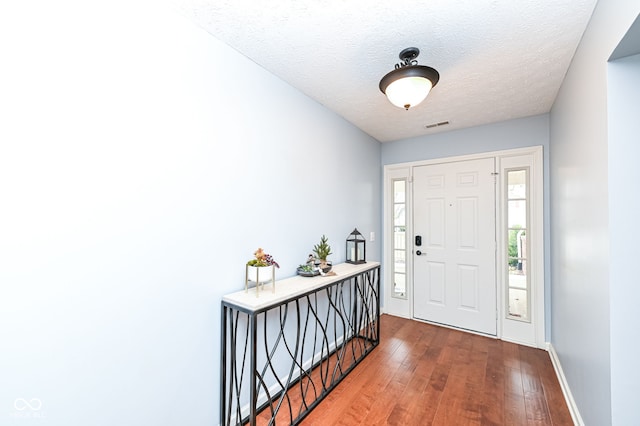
xmin=222 ymin=262 xmax=380 ymax=313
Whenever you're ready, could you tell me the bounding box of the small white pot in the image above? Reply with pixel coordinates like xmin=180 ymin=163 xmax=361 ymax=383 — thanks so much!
xmin=246 ymin=265 xmax=274 ymax=283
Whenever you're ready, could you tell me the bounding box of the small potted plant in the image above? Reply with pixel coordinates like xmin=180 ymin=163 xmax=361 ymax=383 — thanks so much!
xmin=312 ymin=235 xmax=332 ymax=272
xmin=246 ymin=248 xmax=279 ymax=292
xmin=296 ymin=261 xmax=317 ymax=277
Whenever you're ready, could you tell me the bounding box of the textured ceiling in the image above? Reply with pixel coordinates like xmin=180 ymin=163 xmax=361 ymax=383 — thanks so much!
xmin=175 ymin=0 xmax=597 ymax=142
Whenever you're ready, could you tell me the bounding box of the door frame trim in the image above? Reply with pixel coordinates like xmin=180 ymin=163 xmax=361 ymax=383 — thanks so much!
xmin=382 ymin=146 xmax=545 ymax=348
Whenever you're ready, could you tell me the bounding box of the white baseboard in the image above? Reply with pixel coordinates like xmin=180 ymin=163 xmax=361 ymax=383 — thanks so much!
xmin=381 ymin=310 xmax=411 ymax=319
xmin=547 ymin=342 xmax=584 ymax=426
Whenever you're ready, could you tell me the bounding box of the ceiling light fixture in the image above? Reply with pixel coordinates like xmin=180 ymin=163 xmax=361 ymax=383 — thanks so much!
xmin=379 ymin=47 xmax=440 ymax=110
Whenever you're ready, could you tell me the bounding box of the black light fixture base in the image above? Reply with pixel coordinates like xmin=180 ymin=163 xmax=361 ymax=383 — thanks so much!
xmin=399 ymin=47 xmax=420 ymax=62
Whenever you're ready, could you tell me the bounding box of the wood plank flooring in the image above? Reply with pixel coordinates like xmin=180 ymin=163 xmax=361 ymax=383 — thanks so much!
xmin=300 ymin=314 xmax=573 ymax=426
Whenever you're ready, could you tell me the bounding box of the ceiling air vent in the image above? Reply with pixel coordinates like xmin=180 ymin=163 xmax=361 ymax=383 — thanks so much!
xmin=425 ymin=120 xmax=450 ymax=129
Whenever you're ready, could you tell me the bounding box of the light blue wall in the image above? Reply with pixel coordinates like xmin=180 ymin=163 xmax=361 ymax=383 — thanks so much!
xmin=0 ymin=2 xmax=381 ymax=425
xmin=608 ymin=51 xmax=640 ymax=425
xmin=549 ymin=1 xmax=640 ymax=424
xmin=381 ymin=114 xmax=551 ymax=339
xmin=381 ymin=114 xmax=549 ymax=166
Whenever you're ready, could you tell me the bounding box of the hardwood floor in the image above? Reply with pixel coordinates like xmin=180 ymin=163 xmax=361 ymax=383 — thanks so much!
xmin=300 ymin=314 xmax=573 ymax=426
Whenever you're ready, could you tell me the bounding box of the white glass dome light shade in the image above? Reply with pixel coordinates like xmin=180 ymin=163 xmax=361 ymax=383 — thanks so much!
xmin=385 ymin=76 xmax=433 ymax=110
xmin=379 ymin=64 xmax=440 ymax=110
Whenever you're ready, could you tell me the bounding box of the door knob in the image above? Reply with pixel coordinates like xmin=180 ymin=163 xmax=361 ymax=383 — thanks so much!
xmin=416 ymin=250 xmax=425 ymax=256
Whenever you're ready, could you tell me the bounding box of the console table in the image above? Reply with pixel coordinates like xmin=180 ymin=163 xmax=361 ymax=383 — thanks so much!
xmin=221 ymin=262 xmax=380 ymax=426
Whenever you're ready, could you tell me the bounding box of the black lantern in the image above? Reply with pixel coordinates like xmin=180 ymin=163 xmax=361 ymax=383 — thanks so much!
xmin=346 ymin=228 xmax=366 ymax=264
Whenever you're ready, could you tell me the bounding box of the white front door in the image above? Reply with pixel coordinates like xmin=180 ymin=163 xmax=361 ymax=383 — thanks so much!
xmin=413 ymin=158 xmax=497 ymax=335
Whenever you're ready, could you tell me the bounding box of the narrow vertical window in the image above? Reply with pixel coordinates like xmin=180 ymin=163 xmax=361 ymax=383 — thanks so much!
xmin=392 ymin=179 xmax=407 ymax=299
xmin=506 ymin=169 xmax=530 ymax=321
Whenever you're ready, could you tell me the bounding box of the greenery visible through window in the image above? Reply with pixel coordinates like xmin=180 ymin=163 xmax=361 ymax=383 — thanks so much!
xmin=508 ymin=225 xmax=524 ymax=267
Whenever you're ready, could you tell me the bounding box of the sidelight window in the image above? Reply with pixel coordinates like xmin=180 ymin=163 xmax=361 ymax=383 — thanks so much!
xmin=506 ymin=169 xmax=530 ymax=322
xmin=392 ymin=179 xmax=407 ymax=299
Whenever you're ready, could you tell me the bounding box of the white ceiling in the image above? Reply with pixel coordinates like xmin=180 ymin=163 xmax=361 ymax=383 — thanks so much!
xmin=175 ymin=0 xmax=597 ymax=142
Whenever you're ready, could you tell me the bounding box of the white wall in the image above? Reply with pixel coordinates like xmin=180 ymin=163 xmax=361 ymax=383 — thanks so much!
xmin=549 ymin=1 xmax=640 ymax=424
xmin=381 ymin=114 xmax=551 ymax=339
xmin=608 ymin=51 xmax=640 ymax=425
xmin=0 ymin=2 xmax=381 ymax=425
